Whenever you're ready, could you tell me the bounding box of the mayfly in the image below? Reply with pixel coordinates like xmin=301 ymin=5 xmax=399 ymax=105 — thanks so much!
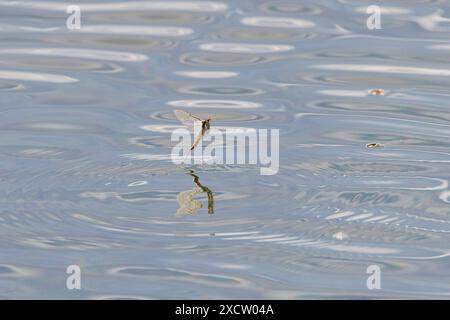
xmin=174 ymin=109 xmax=212 ymax=150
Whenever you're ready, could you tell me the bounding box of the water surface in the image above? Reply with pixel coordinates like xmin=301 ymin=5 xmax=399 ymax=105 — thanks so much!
xmin=1 ymin=0 xmax=450 ymax=299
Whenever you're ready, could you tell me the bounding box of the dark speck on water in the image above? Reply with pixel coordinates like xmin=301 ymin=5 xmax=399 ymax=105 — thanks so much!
xmin=366 ymin=143 xmax=384 ymax=148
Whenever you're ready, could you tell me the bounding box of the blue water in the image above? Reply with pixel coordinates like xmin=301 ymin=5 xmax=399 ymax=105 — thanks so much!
xmin=1 ymin=0 xmax=450 ymax=299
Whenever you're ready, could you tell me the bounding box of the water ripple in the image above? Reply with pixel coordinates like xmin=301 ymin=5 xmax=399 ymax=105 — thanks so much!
xmin=0 ymin=48 xmax=148 ymax=62
xmin=167 ymin=99 xmax=262 ymax=109
xmin=199 ymin=42 xmax=294 ymax=53
xmin=0 ymin=70 xmax=78 ymax=83
xmin=241 ymin=16 xmax=315 ymax=28
xmin=311 ymin=64 xmax=450 ymax=77
xmin=79 ymin=25 xmax=193 ymax=37
xmin=0 ymin=1 xmax=228 ymax=12
xmin=175 ymin=71 xmax=238 ymax=79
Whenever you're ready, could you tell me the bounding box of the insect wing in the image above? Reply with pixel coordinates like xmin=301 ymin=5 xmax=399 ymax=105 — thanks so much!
xmin=174 ymin=109 xmax=201 ymax=131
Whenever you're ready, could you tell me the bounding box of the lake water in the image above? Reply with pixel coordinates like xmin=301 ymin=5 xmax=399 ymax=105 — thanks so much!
xmin=1 ymin=0 xmax=450 ymax=299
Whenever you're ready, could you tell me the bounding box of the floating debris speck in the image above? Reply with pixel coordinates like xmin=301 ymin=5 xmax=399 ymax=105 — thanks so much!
xmin=369 ymin=89 xmax=384 ymax=96
xmin=366 ymin=143 xmax=384 ymax=148
xmin=333 ymin=232 xmax=347 ymax=241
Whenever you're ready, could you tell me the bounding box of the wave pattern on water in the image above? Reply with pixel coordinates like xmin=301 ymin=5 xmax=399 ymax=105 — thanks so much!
xmin=0 ymin=0 xmax=450 ymax=299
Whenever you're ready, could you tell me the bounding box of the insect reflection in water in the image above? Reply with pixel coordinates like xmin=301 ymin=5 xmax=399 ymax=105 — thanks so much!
xmin=176 ymin=170 xmax=214 ymax=217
